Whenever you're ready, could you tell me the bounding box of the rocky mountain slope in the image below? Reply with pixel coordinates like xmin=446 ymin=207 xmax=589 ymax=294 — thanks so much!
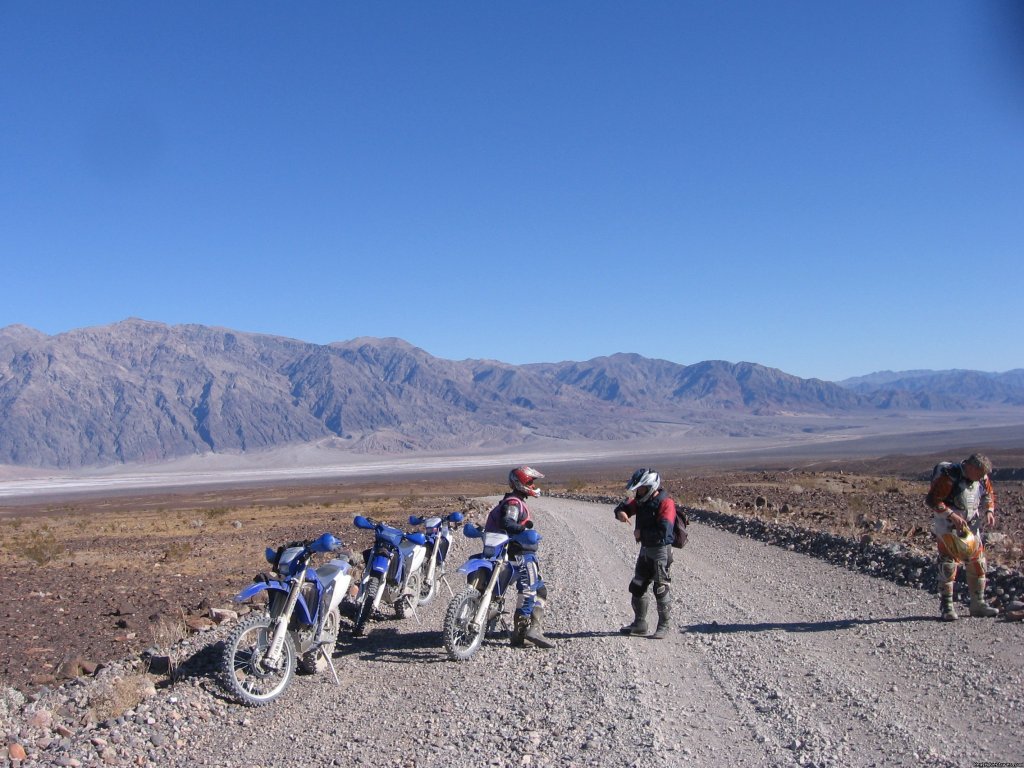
xmin=1 ymin=319 xmax=1021 ymax=469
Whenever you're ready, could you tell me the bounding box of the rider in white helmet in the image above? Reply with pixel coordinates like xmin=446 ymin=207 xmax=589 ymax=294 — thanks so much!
xmin=926 ymin=453 xmax=999 ymax=621
xmin=614 ymin=468 xmax=678 ymax=639
xmin=484 ymin=466 xmax=553 ymax=649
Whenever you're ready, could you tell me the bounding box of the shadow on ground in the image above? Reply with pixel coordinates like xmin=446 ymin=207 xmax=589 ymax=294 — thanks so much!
xmin=684 ymin=615 xmax=936 ymax=634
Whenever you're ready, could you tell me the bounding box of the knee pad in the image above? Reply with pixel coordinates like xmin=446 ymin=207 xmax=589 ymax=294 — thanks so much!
xmin=937 ymin=557 xmax=958 ymax=585
xmin=628 ymin=579 xmax=647 ymax=597
xmin=654 ymin=582 xmax=670 ymax=600
xmin=966 ymin=552 xmax=987 ymax=582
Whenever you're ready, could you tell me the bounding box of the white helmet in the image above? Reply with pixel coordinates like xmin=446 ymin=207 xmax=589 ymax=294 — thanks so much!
xmin=626 ymin=468 xmax=661 ymax=504
xmin=509 ymin=466 xmax=544 ymax=497
xmin=938 ymin=528 xmax=981 ymax=562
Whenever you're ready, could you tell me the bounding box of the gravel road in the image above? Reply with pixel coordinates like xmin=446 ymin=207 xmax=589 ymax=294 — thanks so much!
xmin=7 ymin=496 xmax=1024 ymax=767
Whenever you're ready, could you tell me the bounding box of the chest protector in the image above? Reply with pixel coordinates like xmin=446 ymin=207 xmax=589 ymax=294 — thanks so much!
xmin=636 ymin=490 xmax=674 ymax=547
xmin=933 ymin=462 xmax=985 ymax=517
xmin=485 ymin=494 xmax=532 ymax=532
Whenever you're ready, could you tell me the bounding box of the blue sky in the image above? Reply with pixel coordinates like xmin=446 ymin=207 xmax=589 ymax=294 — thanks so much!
xmin=2 ymin=2 xmax=1022 ymax=382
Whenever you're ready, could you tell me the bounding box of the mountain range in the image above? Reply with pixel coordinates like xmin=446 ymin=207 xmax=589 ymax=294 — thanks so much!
xmin=1 ymin=319 xmax=1021 ymax=470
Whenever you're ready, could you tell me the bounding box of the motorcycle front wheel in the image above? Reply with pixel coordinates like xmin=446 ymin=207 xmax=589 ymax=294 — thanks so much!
xmin=221 ymin=613 xmax=296 ymax=706
xmin=353 ymin=576 xmax=381 ymax=637
xmin=442 ymin=585 xmax=487 ymax=661
xmin=418 ymin=566 xmax=439 ymax=606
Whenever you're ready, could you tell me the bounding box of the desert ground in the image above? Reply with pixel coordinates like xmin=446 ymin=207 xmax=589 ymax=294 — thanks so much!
xmin=0 ymin=444 xmax=1022 ymax=696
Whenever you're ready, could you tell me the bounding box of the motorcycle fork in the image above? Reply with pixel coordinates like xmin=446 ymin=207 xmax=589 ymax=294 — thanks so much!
xmin=470 ymin=559 xmax=503 ymax=632
xmin=373 ymin=552 xmax=396 ymax=610
xmin=265 ymin=579 xmax=301 ymax=667
xmin=423 ymin=534 xmax=440 ymax=588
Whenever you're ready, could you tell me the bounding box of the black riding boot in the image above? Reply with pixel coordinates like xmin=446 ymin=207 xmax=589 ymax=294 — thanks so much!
xmin=510 ymin=613 xmax=529 ymax=647
xmin=620 ymin=594 xmax=649 ymax=636
xmin=651 ymin=596 xmax=671 ymax=640
xmin=524 ymin=605 xmax=554 ymax=649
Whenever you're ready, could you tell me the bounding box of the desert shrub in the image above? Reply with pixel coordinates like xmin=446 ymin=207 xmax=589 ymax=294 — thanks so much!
xmin=565 ymin=478 xmax=587 ymax=493
xmin=149 ymin=610 xmax=189 ymax=650
xmin=160 ymin=540 xmax=193 ymax=562
xmin=847 ymin=494 xmax=868 ymax=516
xmin=21 ymin=527 xmax=64 ymax=566
xmin=703 ymin=497 xmax=734 ymax=515
xmin=87 ymin=674 xmax=157 ymax=724
xmin=203 ymin=506 xmax=231 ymax=519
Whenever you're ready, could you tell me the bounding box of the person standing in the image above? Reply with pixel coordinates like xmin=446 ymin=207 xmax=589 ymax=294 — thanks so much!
xmin=615 ymin=468 xmax=677 ymax=639
xmin=926 ymin=453 xmax=999 ymax=621
xmin=484 ymin=465 xmax=554 ymax=648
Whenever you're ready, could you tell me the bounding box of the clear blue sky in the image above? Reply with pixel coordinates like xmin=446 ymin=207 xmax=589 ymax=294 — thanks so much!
xmin=2 ymin=2 xmax=1022 ymax=381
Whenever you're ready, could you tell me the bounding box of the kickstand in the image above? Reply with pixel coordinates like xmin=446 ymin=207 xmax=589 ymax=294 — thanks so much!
xmin=407 ymin=598 xmax=422 ymax=625
xmin=441 ymin=574 xmax=455 ymax=598
xmin=320 ymin=646 xmax=341 ymax=686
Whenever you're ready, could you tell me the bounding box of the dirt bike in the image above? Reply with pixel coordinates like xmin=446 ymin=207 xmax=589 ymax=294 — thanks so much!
xmin=349 ymin=515 xmax=428 ymax=637
xmin=441 ymin=523 xmax=540 ymax=661
xmin=408 ymin=511 xmax=464 ymax=606
xmin=221 ymin=532 xmax=352 ymax=706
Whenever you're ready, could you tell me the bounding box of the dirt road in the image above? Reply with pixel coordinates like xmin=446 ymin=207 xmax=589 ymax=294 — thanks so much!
xmin=9 ymin=496 xmax=1024 ymax=767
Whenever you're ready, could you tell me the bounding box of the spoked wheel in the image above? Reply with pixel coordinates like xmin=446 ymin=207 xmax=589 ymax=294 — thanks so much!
xmin=298 ymin=607 xmax=340 ymax=674
xmin=396 ymin=571 xmax=422 ymax=619
xmin=418 ymin=567 xmax=439 ymax=607
xmin=221 ymin=613 xmax=296 ymax=706
xmin=353 ymin=576 xmax=380 ymax=637
xmin=442 ymin=586 xmax=487 ymax=661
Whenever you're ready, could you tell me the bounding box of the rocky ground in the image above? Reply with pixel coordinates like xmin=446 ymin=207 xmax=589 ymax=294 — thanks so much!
xmin=0 ymin=451 xmax=1022 ymax=765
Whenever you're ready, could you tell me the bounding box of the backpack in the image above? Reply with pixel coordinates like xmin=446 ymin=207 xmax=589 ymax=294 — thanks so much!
xmin=672 ymin=506 xmax=688 ymax=549
xmin=931 ymin=462 xmax=958 ymax=484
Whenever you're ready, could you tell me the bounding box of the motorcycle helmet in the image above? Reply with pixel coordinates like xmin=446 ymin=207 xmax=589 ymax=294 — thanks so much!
xmin=509 ymin=465 xmax=544 ymax=497
xmin=938 ymin=528 xmax=981 ymax=562
xmin=626 ymin=468 xmax=661 ymax=503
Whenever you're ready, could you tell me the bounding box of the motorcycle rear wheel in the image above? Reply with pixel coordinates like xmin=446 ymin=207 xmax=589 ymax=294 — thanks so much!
xmin=443 ymin=585 xmax=486 ymax=661
xmin=396 ymin=571 xmax=421 ymax=619
xmin=298 ymin=607 xmax=340 ymax=674
xmin=221 ymin=613 xmax=296 ymax=706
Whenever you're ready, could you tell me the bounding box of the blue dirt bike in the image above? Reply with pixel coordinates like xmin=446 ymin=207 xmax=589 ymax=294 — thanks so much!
xmin=441 ymin=523 xmax=540 ymax=661
xmin=408 ymin=511 xmax=464 ymax=606
xmin=349 ymin=516 xmax=428 ymax=637
xmin=221 ymin=533 xmax=353 ymax=706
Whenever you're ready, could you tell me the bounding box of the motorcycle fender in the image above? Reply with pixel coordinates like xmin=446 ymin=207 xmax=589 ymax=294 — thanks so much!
xmin=458 ymin=559 xmax=494 ymax=579
xmin=370 ymin=553 xmax=391 ymax=576
xmin=234 ymin=580 xmax=288 ymax=603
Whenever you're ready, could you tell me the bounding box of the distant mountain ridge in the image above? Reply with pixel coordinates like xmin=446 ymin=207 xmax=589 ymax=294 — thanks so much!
xmin=838 ymin=369 xmax=1024 ymax=406
xmin=0 ymin=319 xmax=1021 ymax=469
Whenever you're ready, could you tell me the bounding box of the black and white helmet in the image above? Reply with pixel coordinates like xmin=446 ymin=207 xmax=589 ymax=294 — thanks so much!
xmin=509 ymin=465 xmax=544 ymax=497
xmin=626 ymin=468 xmax=661 ymax=503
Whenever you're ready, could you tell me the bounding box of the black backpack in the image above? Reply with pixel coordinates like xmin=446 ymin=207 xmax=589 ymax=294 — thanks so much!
xmin=672 ymin=506 xmax=688 ymax=549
